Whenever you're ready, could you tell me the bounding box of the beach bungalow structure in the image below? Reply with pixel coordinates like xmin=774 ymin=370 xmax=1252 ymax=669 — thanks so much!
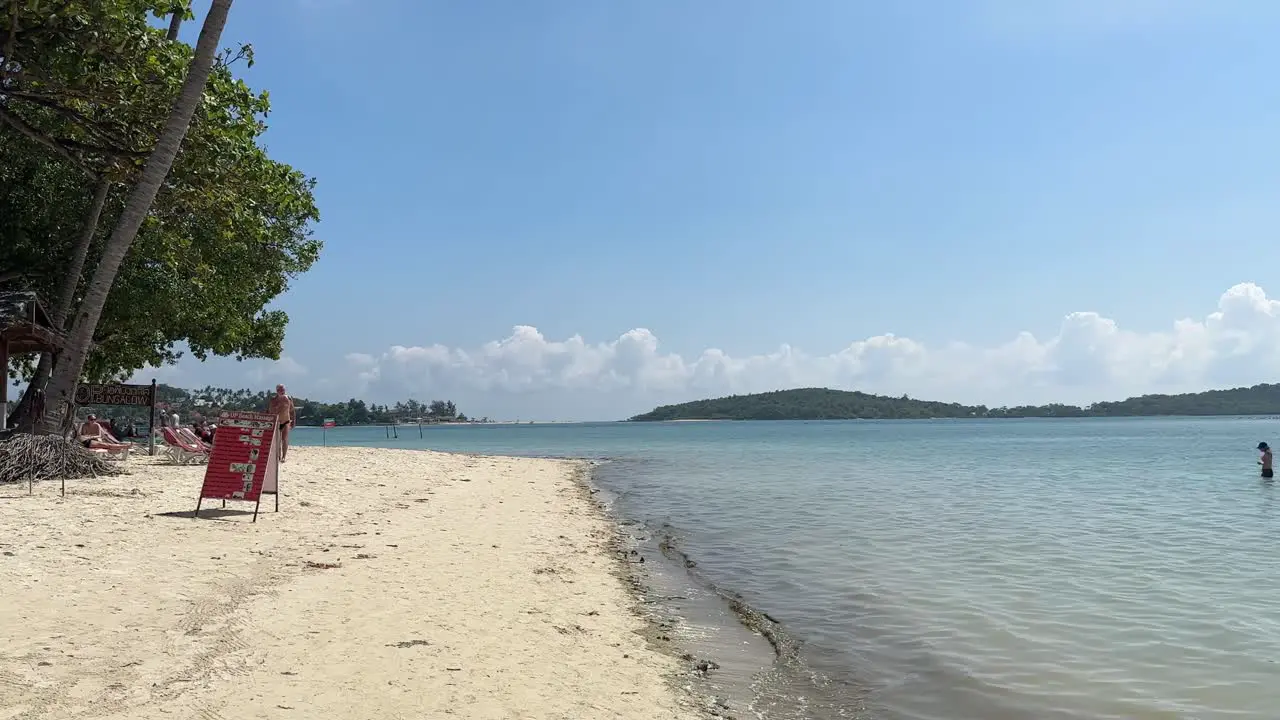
xmin=0 ymin=290 xmax=66 ymax=431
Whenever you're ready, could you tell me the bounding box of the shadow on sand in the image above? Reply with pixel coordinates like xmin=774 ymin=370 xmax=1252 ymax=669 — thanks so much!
xmin=154 ymin=507 xmax=257 ymax=521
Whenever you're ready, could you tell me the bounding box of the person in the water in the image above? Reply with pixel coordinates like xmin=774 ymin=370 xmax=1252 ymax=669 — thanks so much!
xmin=1259 ymin=442 xmax=1273 ymax=478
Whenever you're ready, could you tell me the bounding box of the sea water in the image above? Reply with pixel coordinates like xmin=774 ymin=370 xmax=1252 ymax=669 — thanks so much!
xmin=292 ymin=418 xmax=1280 ymax=719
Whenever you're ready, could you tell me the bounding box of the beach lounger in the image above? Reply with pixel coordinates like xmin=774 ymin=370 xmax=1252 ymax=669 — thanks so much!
xmin=87 ymin=445 xmax=130 ymax=461
xmin=162 ymin=427 xmax=208 ymax=465
xmin=178 ymin=427 xmax=213 ymax=453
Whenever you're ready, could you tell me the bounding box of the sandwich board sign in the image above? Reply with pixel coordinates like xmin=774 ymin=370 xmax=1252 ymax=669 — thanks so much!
xmin=194 ymin=410 xmax=280 ymax=522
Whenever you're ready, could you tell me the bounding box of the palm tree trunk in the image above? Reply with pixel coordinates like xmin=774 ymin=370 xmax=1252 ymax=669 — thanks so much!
xmin=39 ymin=0 xmax=234 ymax=434
xmin=52 ymin=176 xmax=112 ymax=328
xmin=167 ymin=9 xmax=183 ymax=40
xmin=6 ymin=175 xmax=110 ymax=430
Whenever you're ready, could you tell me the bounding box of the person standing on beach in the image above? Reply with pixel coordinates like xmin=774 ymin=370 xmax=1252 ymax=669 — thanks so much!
xmin=267 ymin=384 xmax=296 ymax=462
xmin=1259 ymin=442 xmax=1273 ymax=478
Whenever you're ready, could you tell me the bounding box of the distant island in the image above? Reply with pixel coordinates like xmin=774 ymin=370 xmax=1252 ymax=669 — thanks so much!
xmin=627 ymin=385 xmax=1280 ymax=422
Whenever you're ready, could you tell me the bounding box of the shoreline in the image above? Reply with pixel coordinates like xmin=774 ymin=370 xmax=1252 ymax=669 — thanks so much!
xmin=585 ymin=460 xmax=872 ymax=719
xmin=573 ymin=462 xmax=764 ymax=718
xmin=0 ymin=447 xmax=710 ymax=719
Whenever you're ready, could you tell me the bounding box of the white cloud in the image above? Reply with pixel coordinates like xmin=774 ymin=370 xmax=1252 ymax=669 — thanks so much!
xmin=341 ymin=283 xmax=1280 ymax=419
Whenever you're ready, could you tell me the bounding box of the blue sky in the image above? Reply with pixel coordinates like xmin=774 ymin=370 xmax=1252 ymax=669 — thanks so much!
xmin=110 ymin=1 xmax=1280 ymax=418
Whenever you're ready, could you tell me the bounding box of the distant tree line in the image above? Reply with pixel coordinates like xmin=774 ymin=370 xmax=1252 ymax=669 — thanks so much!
xmin=628 ymin=385 xmax=1280 ymax=422
xmin=77 ymin=384 xmax=487 ymax=427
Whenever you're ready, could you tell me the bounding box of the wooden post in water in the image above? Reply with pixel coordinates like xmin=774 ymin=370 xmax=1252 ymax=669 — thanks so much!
xmin=418 ymin=419 xmax=423 ymax=439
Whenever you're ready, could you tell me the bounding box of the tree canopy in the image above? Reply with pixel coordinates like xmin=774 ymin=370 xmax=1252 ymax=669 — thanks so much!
xmin=627 ymin=385 xmax=1280 ymax=421
xmin=0 ymin=1 xmax=319 ymax=396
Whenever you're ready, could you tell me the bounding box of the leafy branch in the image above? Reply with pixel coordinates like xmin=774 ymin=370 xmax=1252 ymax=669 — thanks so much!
xmin=0 ymin=103 xmax=93 ymax=175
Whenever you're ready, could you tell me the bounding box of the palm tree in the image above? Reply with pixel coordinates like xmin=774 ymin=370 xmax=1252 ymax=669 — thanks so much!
xmin=166 ymin=2 xmax=188 ymax=40
xmin=40 ymin=0 xmax=235 ymax=434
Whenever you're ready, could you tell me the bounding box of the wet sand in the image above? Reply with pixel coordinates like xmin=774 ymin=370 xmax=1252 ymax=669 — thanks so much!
xmin=0 ymin=446 xmax=702 ymax=719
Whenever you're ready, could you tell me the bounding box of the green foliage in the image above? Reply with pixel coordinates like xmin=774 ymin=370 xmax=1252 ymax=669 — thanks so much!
xmin=0 ymin=1 xmax=198 ymax=174
xmin=0 ymin=131 xmax=89 ymax=286
xmin=427 ymin=400 xmax=457 ymax=418
xmin=0 ymin=1 xmax=320 ymax=384
xmin=77 ymin=384 xmax=478 ymax=427
xmin=1082 ymin=384 xmax=1280 ymax=417
xmin=86 ymin=133 xmax=321 ymax=377
xmin=628 ymin=385 xmax=1280 ymax=421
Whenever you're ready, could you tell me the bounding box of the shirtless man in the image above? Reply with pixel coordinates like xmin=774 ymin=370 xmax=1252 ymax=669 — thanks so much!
xmin=78 ymin=415 xmax=131 ymax=453
xmin=267 ymin=384 xmax=296 ymax=462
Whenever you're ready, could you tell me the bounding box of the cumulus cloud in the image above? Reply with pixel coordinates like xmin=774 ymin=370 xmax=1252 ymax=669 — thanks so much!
xmin=343 ymin=283 xmax=1280 ymax=418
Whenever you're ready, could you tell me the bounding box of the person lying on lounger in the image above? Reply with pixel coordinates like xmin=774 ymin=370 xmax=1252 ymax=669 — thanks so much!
xmin=78 ymin=416 xmax=131 ymax=452
xmin=83 ymin=414 xmax=125 ymax=442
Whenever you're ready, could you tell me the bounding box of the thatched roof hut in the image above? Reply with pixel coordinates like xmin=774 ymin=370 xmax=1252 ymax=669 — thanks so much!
xmin=0 ymin=291 xmax=66 ymax=431
xmin=0 ymin=291 xmax=64 ymax=355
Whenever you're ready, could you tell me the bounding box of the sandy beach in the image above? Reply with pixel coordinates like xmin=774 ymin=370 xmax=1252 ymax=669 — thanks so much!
xmin=0 ymin=447 xmax=702 ymax=720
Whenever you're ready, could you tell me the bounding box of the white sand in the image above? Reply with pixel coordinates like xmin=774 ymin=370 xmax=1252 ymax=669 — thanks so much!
xmin=0 ymin=447 xmax=701 ymax=719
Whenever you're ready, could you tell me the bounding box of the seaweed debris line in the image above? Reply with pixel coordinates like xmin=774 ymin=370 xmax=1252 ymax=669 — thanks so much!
xmin=653 ymin=525 xmax=874 ymax=719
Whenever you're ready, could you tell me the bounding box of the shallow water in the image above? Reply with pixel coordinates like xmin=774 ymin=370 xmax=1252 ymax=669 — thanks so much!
xmin=293 ymin=418 xmax=1280 ymax=719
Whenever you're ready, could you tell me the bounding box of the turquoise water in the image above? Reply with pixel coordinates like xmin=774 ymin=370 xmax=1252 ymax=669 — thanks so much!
xmin=293 ymin=418 xmax=1280 ymax=719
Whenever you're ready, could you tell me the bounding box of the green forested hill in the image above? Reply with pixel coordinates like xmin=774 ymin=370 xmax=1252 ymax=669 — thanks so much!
xmin=627 ymin=385 xmax=1280 ymax=421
